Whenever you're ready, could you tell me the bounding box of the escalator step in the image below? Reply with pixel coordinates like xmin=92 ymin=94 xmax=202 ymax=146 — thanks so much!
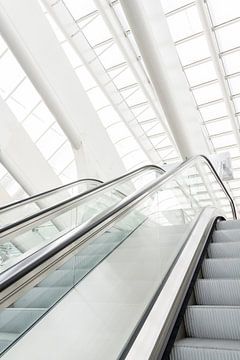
xmin=37 ymin=270 xmax=75 ymax=287
xmin=208 ymin=242 xmax=240 ymax=258
xmin=212 ymin=230 xmax=240 ymax=243
xmin=202 ymin=258 xmax=240 ymax=279
xmin=216 ymin=220 xmax=240 ymax=231
xmin=195 ymin=279 xmax=240 ymax=305
xmin=185 ymin=305 xmax=240 ymax=340
xmin=171 ymin=338 xmax=240 ymax=360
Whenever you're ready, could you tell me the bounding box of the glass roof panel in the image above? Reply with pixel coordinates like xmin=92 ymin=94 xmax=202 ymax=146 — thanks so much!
xmin=215 ymin=21 xmax=240 ymax=52
xmin=205 ymin=118 xmax=232 ymax=135
xmin=167 ymin=6 xmax=202 ymax=42
xmin=82 ymin=16 xmax=112 ymax=46
xmin=109 ymin=67 xmax=137 ymax=89
xmin=184 ymin=61 xmax=217 ymax=86
xmin=97 ymin=106 xmax=122 ymax=128
xmin=49 ymin=142 xmax=74 ymax=174
xmin=228 ymin=75 xmax=240 ymax=95
xmin=106 ymin=122 xmax=131 ymax=143
xmin=161 ymin=0 xmax=193 ymax=13
xmin=63 ymin=0 xmax=96 ymax=20
xmin=176 ymin=35 xmax=210 ymax=66
xmin=222 ymin=50 xmax=240 ymax=75
xmin=192 ymin=82 xmax=222 ymax=105
xmin=9 ymin=78 xmax=41 ymax=120
xmin=61 ymin=42 xmax=82 ymax=68
xmin=233 ymin=97 xmax=240 ymax=112
xmin=36 ymin=123 xmax=65 ymax=159
xmin=115 ymin=138 xmax=138 ymax=157
xmin=59 ymin=161 xmax=77 ymax=184
xmin=97 ymin=43 xmax=126 ymax=69
xmin=199 ymin=101 xmax=227 ymax=121
xmin=207 ymin=0 xmax=240 ymax=25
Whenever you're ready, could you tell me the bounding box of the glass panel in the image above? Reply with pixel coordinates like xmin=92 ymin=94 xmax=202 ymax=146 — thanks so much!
xmin=215 ymin=21 xmax=240 ymax=52
xmin=192 ymin=83 xmax=222 ymax=105
xmin=228 ymin=75 xmax=240 ymax=95
xmin=167 ymin=6 xmax=202 ymax=42
xmin=185 ymin=61 xmax=217 ymax=86
xmin=208 ymin=0 xmax=240 ymax=25
xmin=222 ymin=50 xmax=240 ymax=75
xmin=176 ymin=35 xmax=210 ymax=66
xmin=199 ymin=101 xmax=227 ymax=121
xmin=0 ymin=156 xmax=234 ymax=357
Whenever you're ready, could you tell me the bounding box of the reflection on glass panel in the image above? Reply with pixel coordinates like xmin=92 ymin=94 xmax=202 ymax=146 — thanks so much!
xmin=215 ymin=21 xmax=240 ymax=52
xmin=185 ymin=61 xmax=217 ymax=86
xmin=208 ymin=0 xmax=240 ymax=25
xmin=167 ymin=6 xmax=202 ymax=42
xmin=176 ymin=35 xmax=210 ymax=65
xmin=192 ymin=83 xmax=222 ymax=105
xmin=199 ymin=101 xmax=227 ymax=120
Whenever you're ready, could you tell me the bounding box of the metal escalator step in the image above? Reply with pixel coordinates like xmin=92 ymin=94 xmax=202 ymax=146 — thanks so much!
xmin=202 ymin=258 xmax=240 ymax=279
xmin=171 ymin=338 xmax=240 ymax=360
xmin=185 ymin=305 xmax=240 ymax=340
xmin=13 ymin=287 xmax=68 ymax=308
xmin=195 ymin=279 xmax=240 ymax=305
xmin=213 ymin=230 xmax=240 ymax=243
xmin=0 ymin=308 xmax=45 ymax=333
xmin=216 ymin=220 xmax=240 ymax=231
xmin=208 ymin=242 xmax=240 ymax=258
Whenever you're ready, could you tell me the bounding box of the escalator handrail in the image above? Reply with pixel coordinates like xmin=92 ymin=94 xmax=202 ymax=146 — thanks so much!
xmin=0 ymin=155 xmax=236 ymax=293
xmin=0 ymin=164 xmax=165 ymax=235
xmin=0 ymin=178 xmax=103 ymax=212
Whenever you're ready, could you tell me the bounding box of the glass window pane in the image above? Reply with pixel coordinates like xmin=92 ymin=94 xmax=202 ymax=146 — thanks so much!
xmin=206 ymin=118 xmax=232 ymax=135
xmin=36 ymin=124 xmax=66 ymax=159
xmin=63 ymin=0 xmax=96 ymax=20
xmin=75 ymin=66 xmax=97 ymax=91
xmin=98 ymin=106 xmax=122 ymax=128
xmin=97 ymin=43 xmax=126 ymax=69
xmin=107 ymin=123 xmax=131 ymax=143
xmin=228 ymin=75 xmax=240 ymax=95
xmin=87 ymin=87 xmax=110 ymax=110
xmin=161 ymin=0 xmax=193 ymax=13
xmin=82 ymin=16 xmax=112 ymax=46
xmin=49 ymin=142 xmax=74 ymax=174
xmin=61 ymin=42 xmax=82 ymax=68
xmin=212 ymin=133 xmax=236 ymax=148
xmin=233 ymin=97 xmax=240 ymax=112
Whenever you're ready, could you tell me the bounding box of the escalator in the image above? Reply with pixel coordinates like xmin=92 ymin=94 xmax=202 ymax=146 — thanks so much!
xmin=0 ymin=156 xmax=237 ymax=359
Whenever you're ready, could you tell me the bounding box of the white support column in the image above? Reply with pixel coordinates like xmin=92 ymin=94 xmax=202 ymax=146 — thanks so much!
xmin=0 ymin=0 xmax=126 ymax=179
xmin=120 ymin=0 xmax=211 ymax=159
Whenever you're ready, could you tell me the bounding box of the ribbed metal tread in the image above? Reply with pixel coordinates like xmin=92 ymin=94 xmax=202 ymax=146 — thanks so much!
xmin=195 ymin=279 xmax=240 ymax=305
xmin=216 ymin=220 xmax=240 ymax=230
xmin=185 ymin=305 xmax=240 ymax=340
xmin=171 ymin=338 xmax=240 ymax=360
xmin=213 ymin=229 xmax=240 ymax=243
xmin=202 ymin=258 xmax=240 ymax=279
xmin=208 ymin=242 xmax=240 ymax=258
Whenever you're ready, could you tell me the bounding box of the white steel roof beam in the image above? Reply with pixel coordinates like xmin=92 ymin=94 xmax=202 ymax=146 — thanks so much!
xmin=120 ymin=0 xmax=211 ymax=159
xmin=196 ymin=0 xmax=240 ymax=149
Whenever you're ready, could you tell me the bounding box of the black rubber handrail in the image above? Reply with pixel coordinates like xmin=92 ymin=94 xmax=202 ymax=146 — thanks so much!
xmin=0 ymin=155 xmax=236 ymax=293
xmin=0 ymin=164 xmax=164 ymax=234
xmin=0 ymin=178 xmax=103 ymax=212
